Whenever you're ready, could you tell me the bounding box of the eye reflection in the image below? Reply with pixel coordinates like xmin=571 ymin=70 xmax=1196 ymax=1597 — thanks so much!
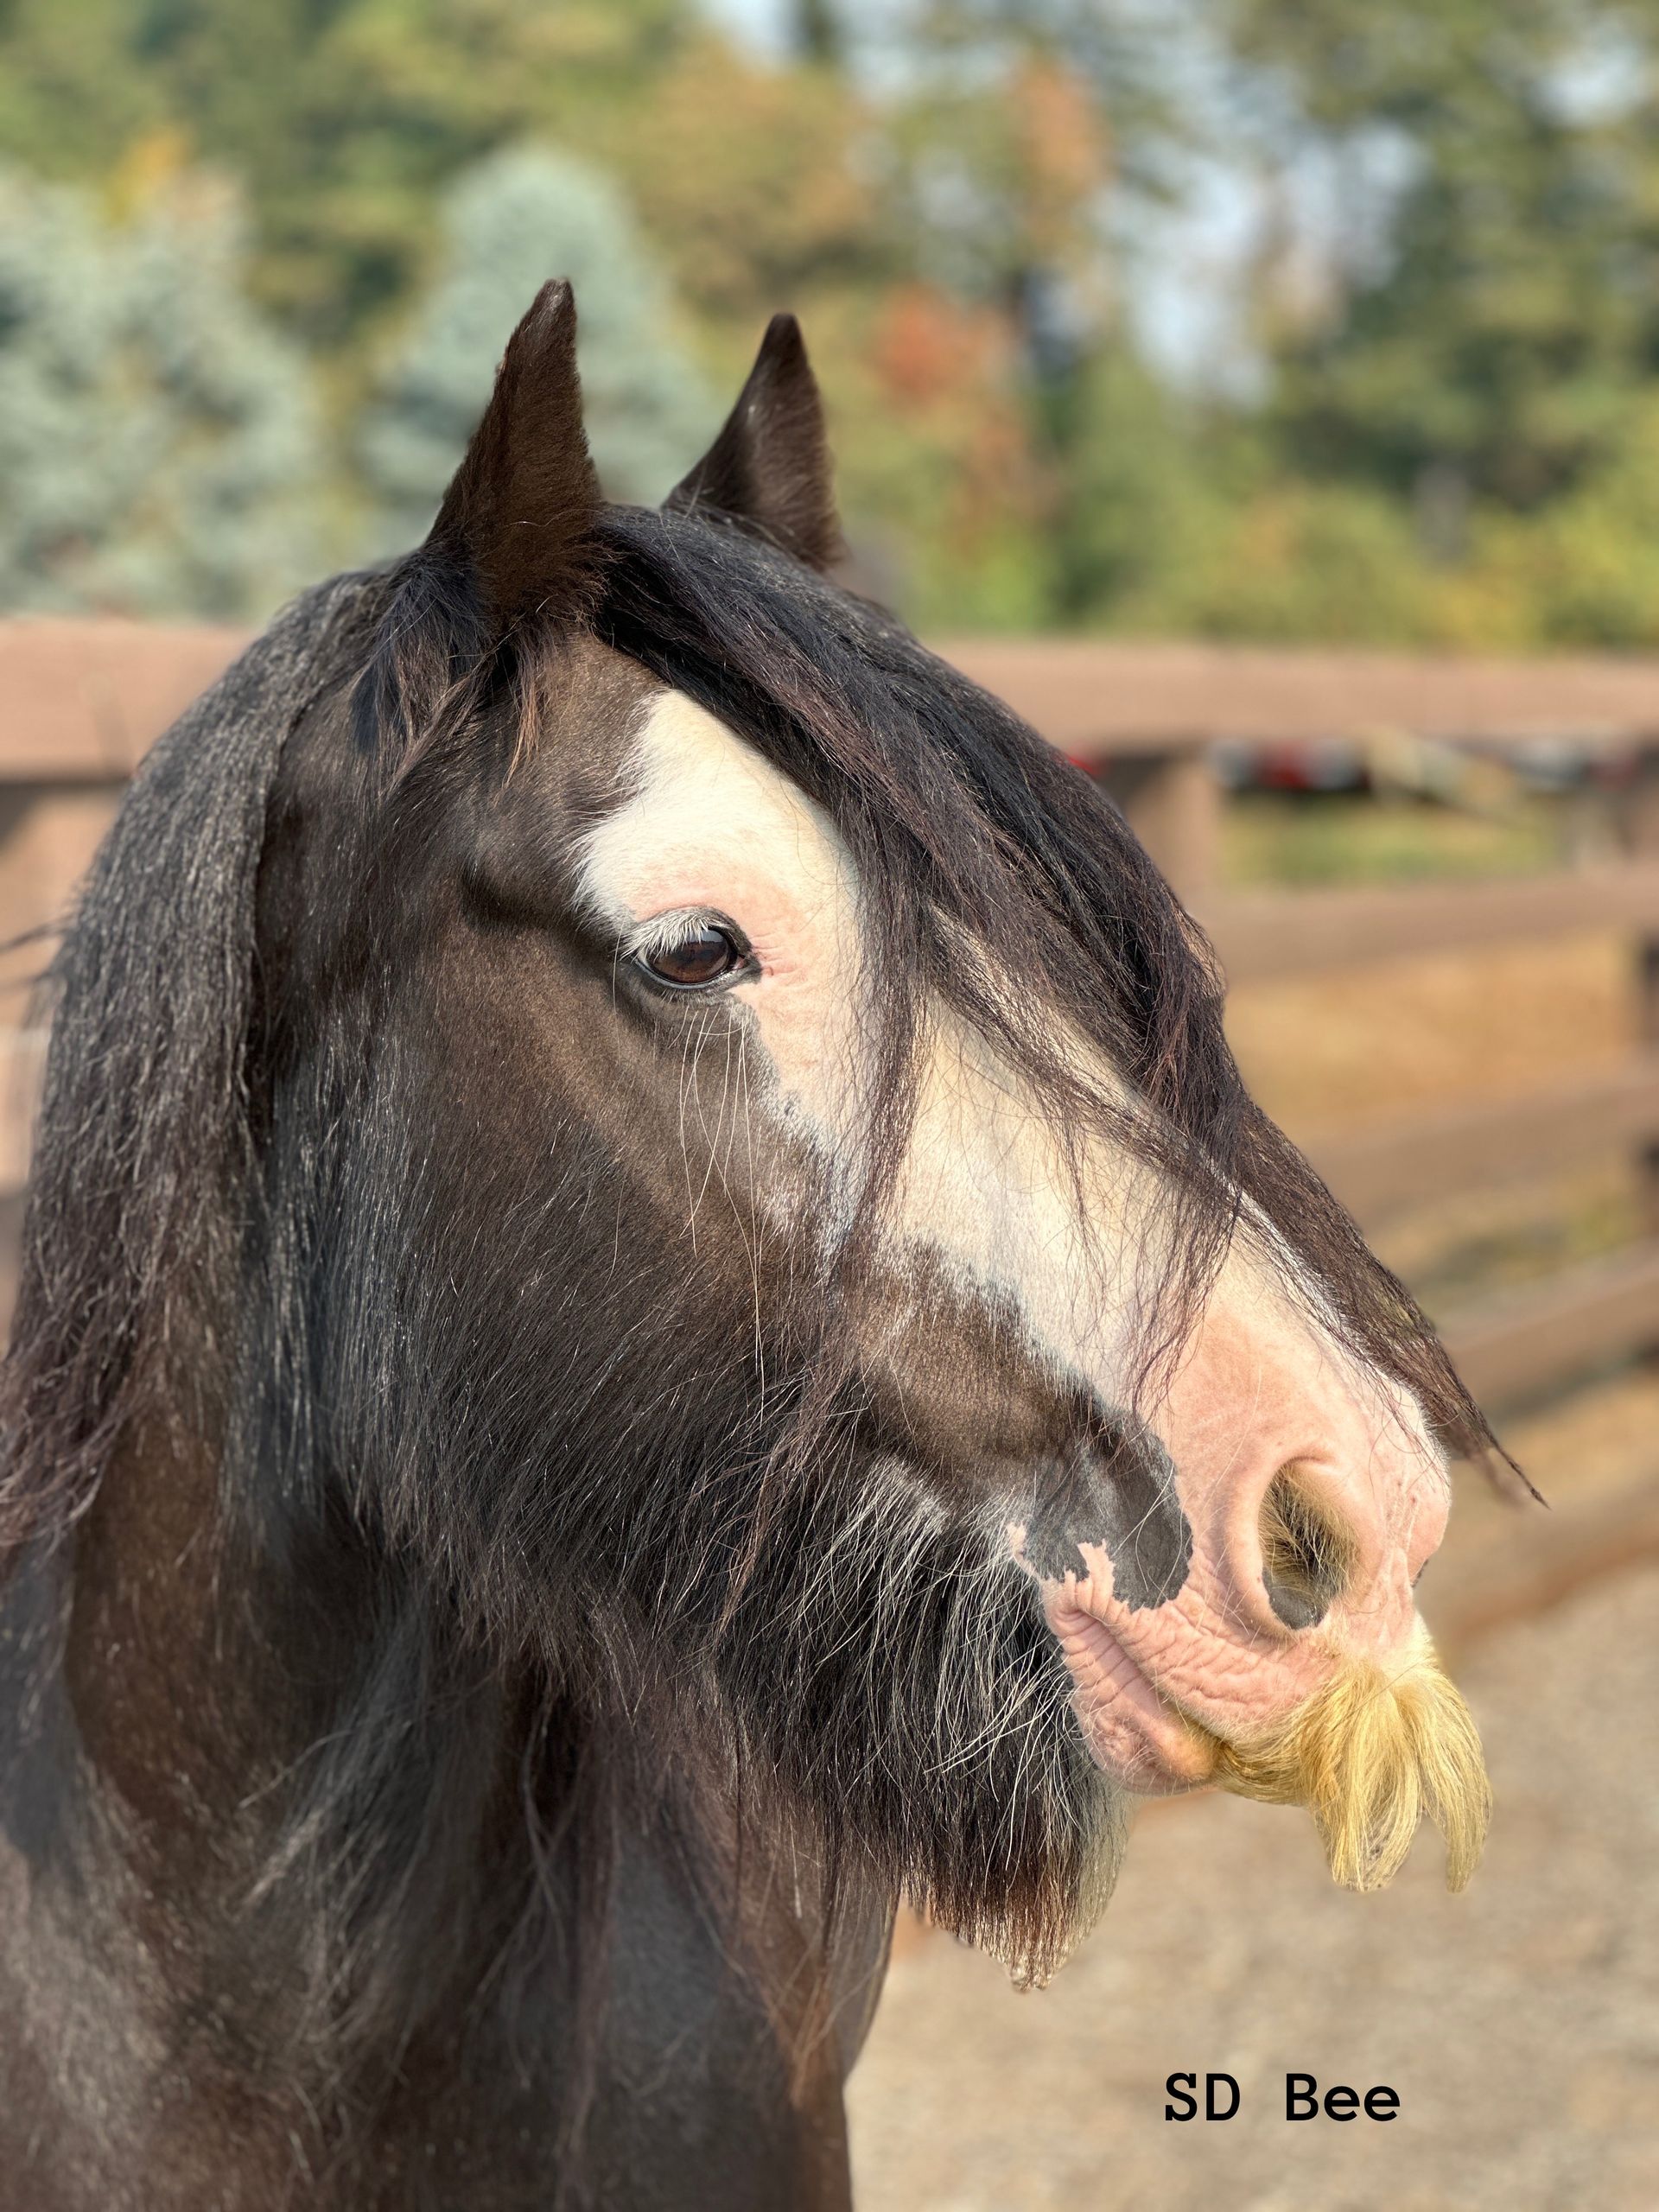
xmin=635 ymin=919 xmax=753 ymax=991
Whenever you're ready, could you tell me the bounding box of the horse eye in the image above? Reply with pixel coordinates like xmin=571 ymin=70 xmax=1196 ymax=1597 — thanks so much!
xmin=637 ymin=922 xmax=750 ymax=991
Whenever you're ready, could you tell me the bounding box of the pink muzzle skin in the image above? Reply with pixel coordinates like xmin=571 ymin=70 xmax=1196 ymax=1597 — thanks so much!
xmin=1015 ymin=1289 xmax=1453 ymax=1797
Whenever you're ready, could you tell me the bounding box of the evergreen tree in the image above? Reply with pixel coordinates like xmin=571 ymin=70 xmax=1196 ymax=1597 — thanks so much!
xmin=1038 ymin=344 xmax=1221 ymax=624
xmin=1224 ymin=0 xmax=1659 ymax=514
xmin=359 ymin=147 xmax=715 ymax=553
xmin=0 ymin=164 xmax=325 ymax=617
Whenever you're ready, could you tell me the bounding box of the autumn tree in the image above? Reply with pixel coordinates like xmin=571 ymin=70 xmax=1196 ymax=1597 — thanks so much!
xmin=0 ymin=0 xmax=697 ymax=347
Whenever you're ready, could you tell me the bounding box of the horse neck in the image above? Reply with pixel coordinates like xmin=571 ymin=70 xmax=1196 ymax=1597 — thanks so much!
xmin=11 ymin=1414 xmax=884 ymax=2210
xmin=54 ymin=1408 xmax=572 ymax=2029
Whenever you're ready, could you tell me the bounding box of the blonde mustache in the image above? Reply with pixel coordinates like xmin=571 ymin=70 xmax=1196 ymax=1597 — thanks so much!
xmin=1208 ymin=1637 xmax=1491 ymax=1894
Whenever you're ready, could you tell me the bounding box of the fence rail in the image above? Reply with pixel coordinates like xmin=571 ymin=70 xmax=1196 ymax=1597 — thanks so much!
xmin=1300 ymin=1058 xmax=1659 ymax=1221
xmin=4 ymin=620 xmax=1659 ymax=1420
xmin=1201 ymin=868 xmax=1659 ymax=982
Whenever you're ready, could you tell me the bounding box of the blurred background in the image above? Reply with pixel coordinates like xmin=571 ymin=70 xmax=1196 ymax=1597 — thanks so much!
xmin=0 ymin=3 xmax=1656 ymax=2207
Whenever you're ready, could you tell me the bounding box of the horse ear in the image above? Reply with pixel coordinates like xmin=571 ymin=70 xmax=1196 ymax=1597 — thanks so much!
xmin=429 ymin=279 xmax=601 ymax=625
xmin=665 ymin=314 xmax=842 ymax=572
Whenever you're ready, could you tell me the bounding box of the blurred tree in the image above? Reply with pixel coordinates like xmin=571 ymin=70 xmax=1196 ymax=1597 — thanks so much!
xmin=879 ymin=33 xmax=1194 ymax=628
xmin=607 ymin=33 xmax=887 ymax=326
xmin=1434 ymin=395 xmax=1659 ymax=647
xmin=878 ymin=3 xmax=1176 ymax=346
xmin=0 ymin=0 xmax=696 ymax=348
xmin=15 ymin=0 xmax=1659 ymax=644
xmin=842 ymin=281 xmax=1049 ymax=629
xmin=359 ymin=146 xmax=716 ymax=550
xmin=1166 ymin=480 xmax=1436 ymax=641
xmin=0 ymin=162 xmax=326 ymax=617
xmin=0 ymin=0 xmax=1203 ymax=636
xmin=791 ymin=0 xmax=844 ymax=67
xmin=1224 ymin=0 xmax=1659 ymax=516
xmin=1036 ymin=344 xmax=1224 ymax=622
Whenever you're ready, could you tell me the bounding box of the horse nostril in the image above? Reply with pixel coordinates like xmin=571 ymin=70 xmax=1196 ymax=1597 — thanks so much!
xmin=1258 ymin=1466 xmax=1355 ymax=1631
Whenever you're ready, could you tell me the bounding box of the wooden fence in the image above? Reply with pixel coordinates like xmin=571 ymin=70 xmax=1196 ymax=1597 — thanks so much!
xmin=7 ymin=618 xmax=1659 ymax=1419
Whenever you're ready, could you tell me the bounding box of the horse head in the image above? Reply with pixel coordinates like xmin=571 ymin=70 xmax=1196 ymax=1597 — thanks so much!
xmin=0 ymin=287 xmax=1496 ymax=2196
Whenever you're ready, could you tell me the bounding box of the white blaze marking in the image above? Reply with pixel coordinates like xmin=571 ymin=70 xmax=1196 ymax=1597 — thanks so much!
xmin=581 ymin=690 xmax=865 ymax=1133
xmin=580 ymin=690 xmax=1155 ymax=1391
xmin=578 ymin=690 xmax=1423 ymax=1462
xmin=584 ymin=693 xmax=1451 ymax=1730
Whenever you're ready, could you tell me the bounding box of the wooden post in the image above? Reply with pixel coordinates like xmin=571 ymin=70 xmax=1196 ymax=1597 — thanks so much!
xmin=1096 ymin=746 xmax=1222 ymax=907
xmin=1627 ymin=746 xmax=1659 ymax=1241
xmin=1624 ymin=741 xmax=1659 ymax=861
xmin=1637 ymin=935 xmax=1659 ymax=1243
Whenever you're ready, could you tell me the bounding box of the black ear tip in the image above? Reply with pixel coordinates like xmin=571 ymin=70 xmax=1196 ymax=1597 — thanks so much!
xmin=663 ymin=307 xmax=836 ymax=568
xmin=758 ymin=311 xmax=808 ymax=370
xmin=517 ymin=277 xmax=577 ymax=349
xmin=497 ymin=280 xmax=577 ymax=374
xmin=427 ymin=272 xmax=598 ymax=615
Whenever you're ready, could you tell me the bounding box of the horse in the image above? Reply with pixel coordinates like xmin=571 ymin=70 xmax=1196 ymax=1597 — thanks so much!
xmin=0 ymin=283 xmax=1498 ymax=2210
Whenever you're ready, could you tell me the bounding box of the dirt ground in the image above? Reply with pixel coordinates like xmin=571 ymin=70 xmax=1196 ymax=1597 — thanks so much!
xmin=847 ymin=1562 xmax=1659 ymax=2212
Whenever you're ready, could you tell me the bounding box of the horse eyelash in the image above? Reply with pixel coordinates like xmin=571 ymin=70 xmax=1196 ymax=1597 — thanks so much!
xmin=621 ymin=906 xmax=754 ymax=965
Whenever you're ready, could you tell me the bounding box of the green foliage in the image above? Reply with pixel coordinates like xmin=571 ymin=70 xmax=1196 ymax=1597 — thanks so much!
xmin=0 ymin=0 xmax=696 ymax=346
xmin=1036 ymin=346 xmax=1224 ymax=625
xmin=1227 ymin=0 xmax=1659 ymax=511
xmin=607 ymin=34 xmax=889 ymax=324
xmin=11 ymin=0 xmax=1659 ymax=644
xmin=0 ymin=164 xmax=325 ymax=618
xmin=1163 ymin=483 xmax=1437 ymax=643
xmin=359 ymin=146 xmax=715 ymax=551
xmin=1443 ymin=400 xmax=1659 ymax=648
xmin=1222 ymin=794 xmax=1564 ymax=890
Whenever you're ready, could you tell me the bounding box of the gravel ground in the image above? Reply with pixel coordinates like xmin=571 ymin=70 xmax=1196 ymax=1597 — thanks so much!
xmin=848 ymin=1564 xmax=1659 ymax=2212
